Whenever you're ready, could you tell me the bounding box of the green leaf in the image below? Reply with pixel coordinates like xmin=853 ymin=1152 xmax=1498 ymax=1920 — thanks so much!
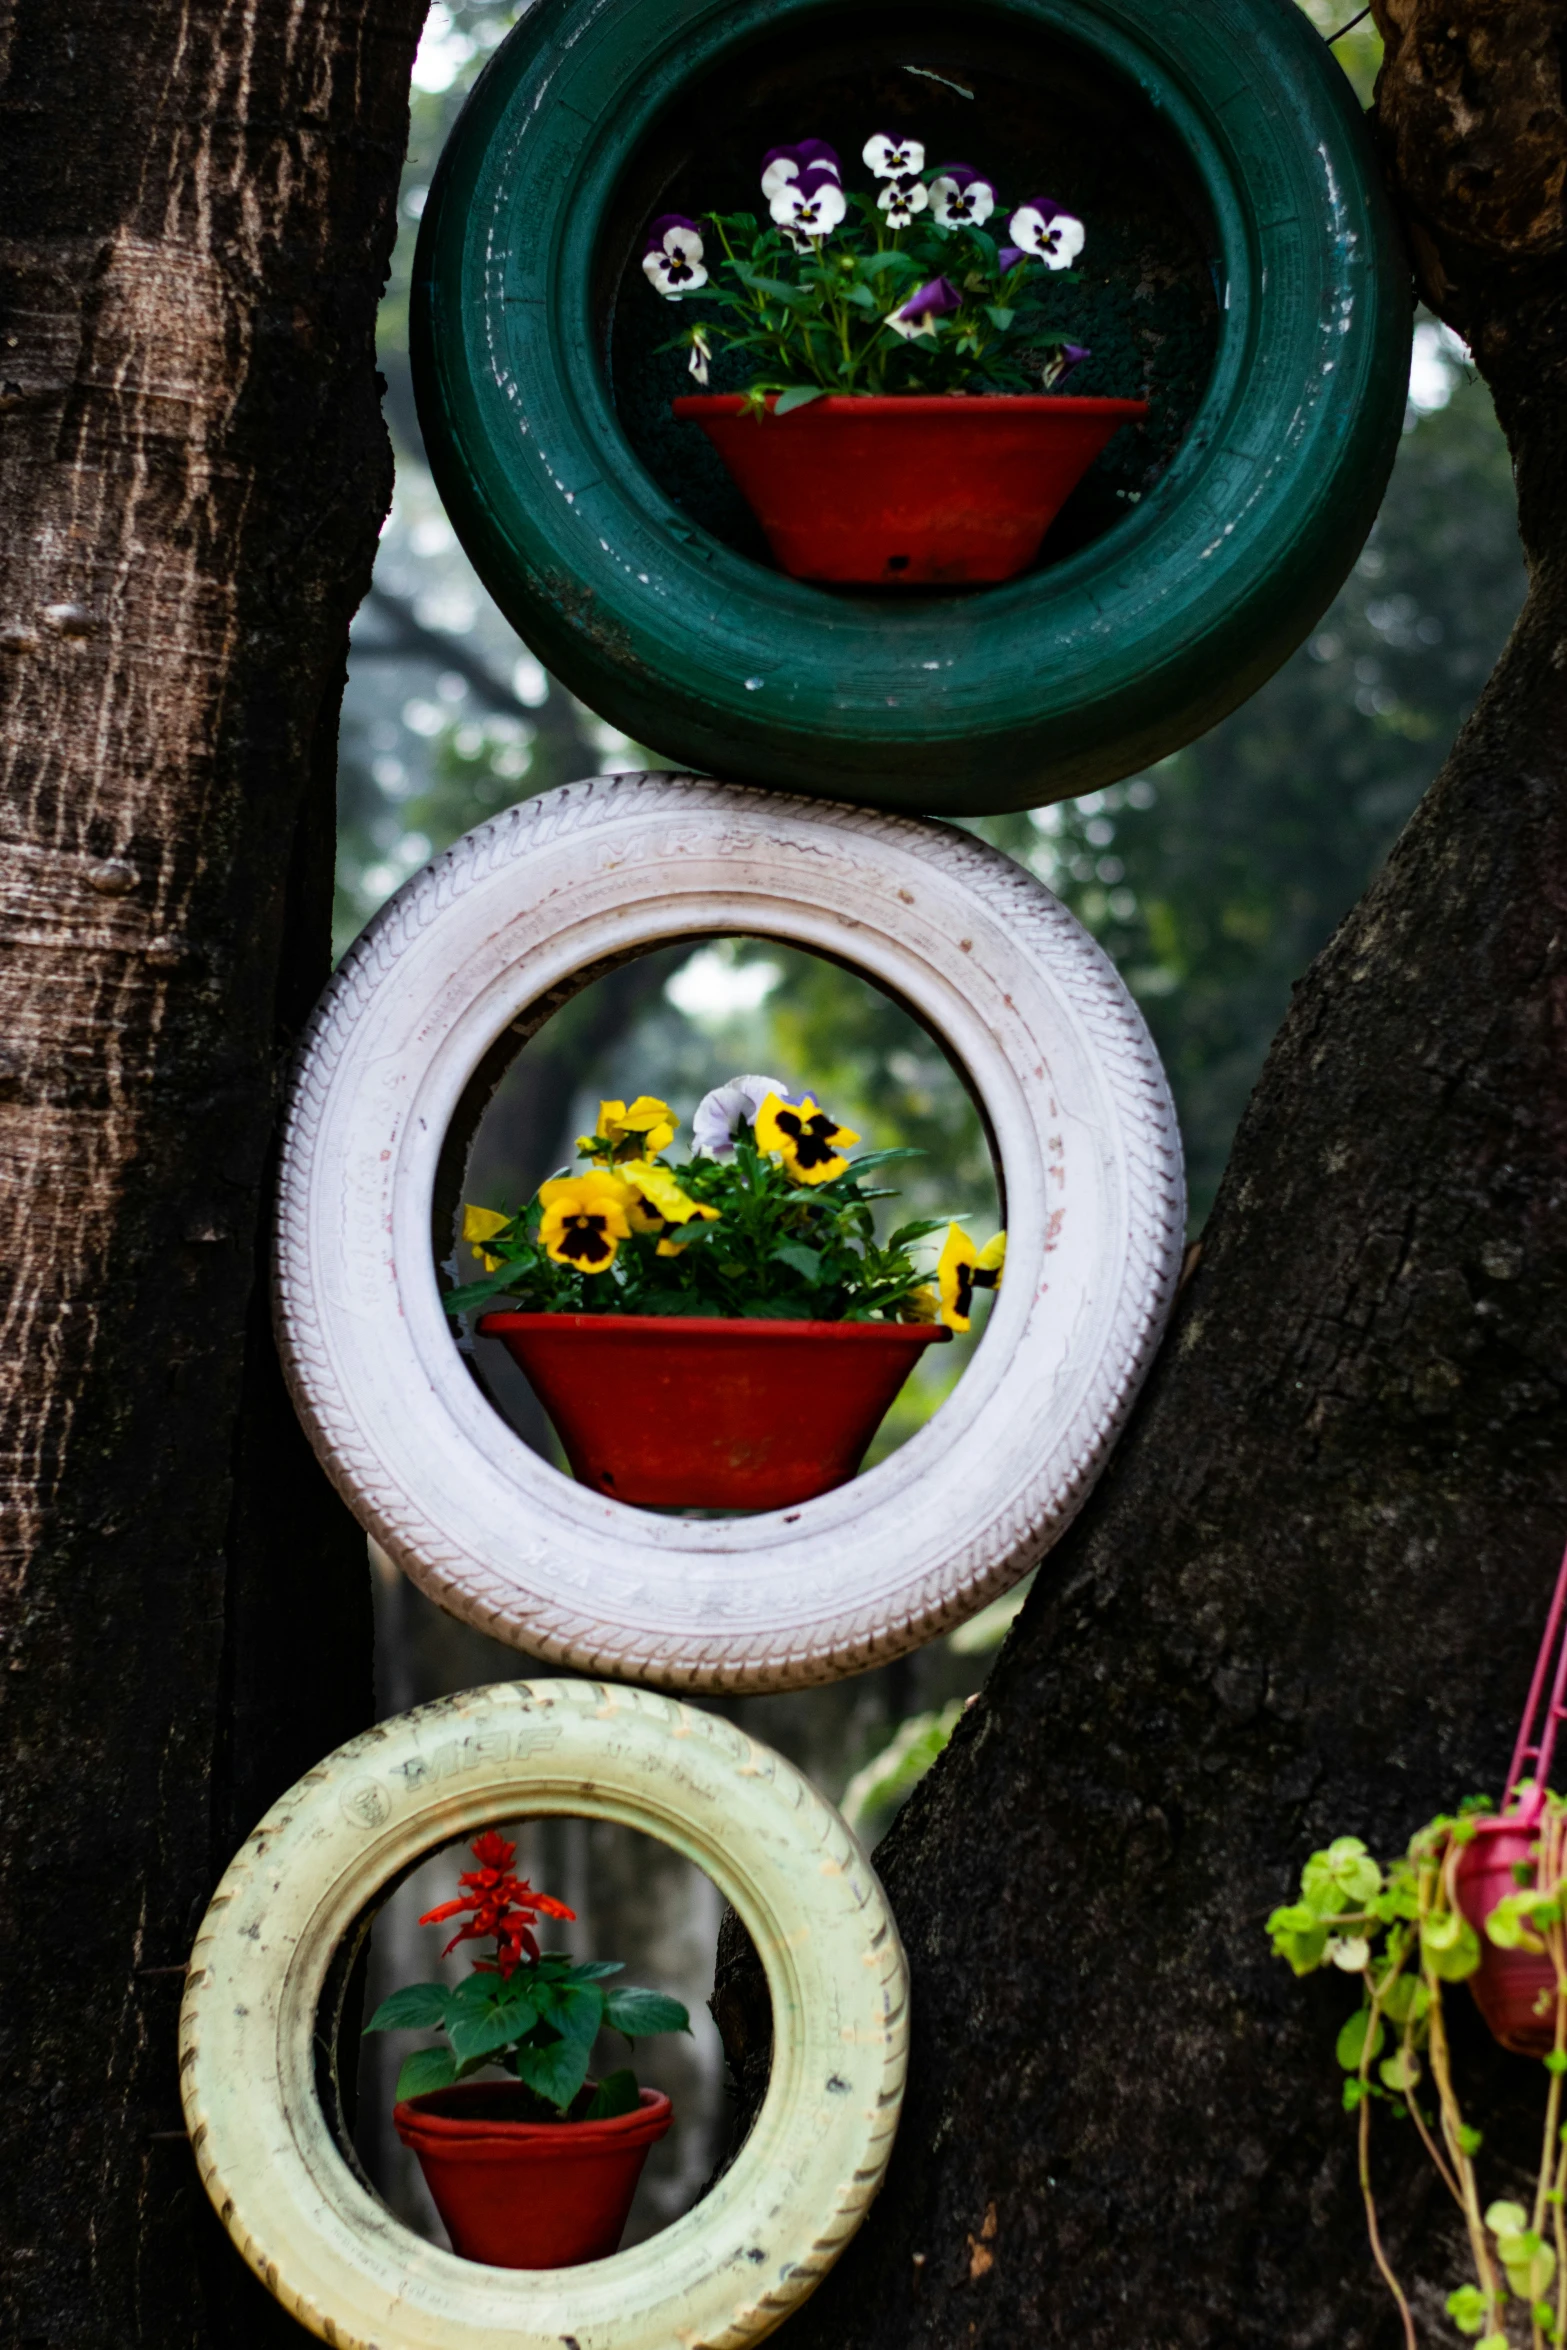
xmin=449 ymin=1970 xmax=509 ymax=2009
xmin=774 ymin=385 xmax=827 ymax=416
xmin=733 ymin=268 xmax=811 ymax=305
xmin=603 ymin=1986 xmax=692 ymax=2039
xmin=885 ymin=1218 xmax=948 ymax=1249
xmin=1422 ymin=1907 xmax=1483 ymax=1980
xmin=1266 ymin=1902 xmax=1329 ymax=1974
xmin=1379 ymin=2047 xmax=1421 ymax=2092
xmin=513 ymin=1981 xmax=605 ymax=2111
xmin=1499 ymin=2231 xmax=1556 ymax=2302
xmin=582 ymin=2068 xmax=642 ymax=2120
xmin=771 ymin=1240 xmax=824 ymax=1283
xmin=447 ymin=1985 xmax=541 ymax=2067
xmin=364 ymin=1982 xmax=452 ymax=2035
xmin=984 ymin=305 xmax=1015 ymax=331
xmin=443 ymin=1267 xmax=533 ymax=1316
xmin=836 ymin=1148 xmax=924 ymax=1177
xmin=395 ymin=2046 xmax=458 ymax=2101
xmin=1301 ymin=1836 xmax=1383 ymax=1914
xmin=859 ymin=249 xmax=921 ymax=281
xmin=1457 ymin=2123 xmax=1484 ymax=2155
xmin=1335 ymin=2007 xmax=1384 ymax=2071
xmin=564 ymin=1960 xmax=626 ymax=1983
xmin=1446 ymin=2284 xmax=1489 ymax=2336
xmin=1485 ymin=1892 xmax=1549 ymax=1951
xmin=1485 ymin=2200 xmax=1529 ymax=2237
xmin=1380 ymin=1972 xmax=1430 ymax=2025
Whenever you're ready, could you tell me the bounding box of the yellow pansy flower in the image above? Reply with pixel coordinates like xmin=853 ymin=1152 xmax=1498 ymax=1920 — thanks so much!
xmin=536 ymin=1171 xmax=635 ymax=1272
xmin=753 ymin=1092 xmax=860 ymax=1185
xmin=582 ymin=1095 xmax=678 ymax=1159
xmin=462 ymin=1203 xmax=512 ymax=1272
xmin=899 ymin=1283 xmax=940 ymax=1324
xmin=620 ymin=1158 xmax=720 ymax=1256
xmin=937 ymin=1226 xmax=1006 ymax=1331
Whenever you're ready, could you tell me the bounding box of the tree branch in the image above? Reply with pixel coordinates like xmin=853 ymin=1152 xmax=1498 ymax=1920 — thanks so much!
xmin=356 ymin=581 xmax=599 ymax=763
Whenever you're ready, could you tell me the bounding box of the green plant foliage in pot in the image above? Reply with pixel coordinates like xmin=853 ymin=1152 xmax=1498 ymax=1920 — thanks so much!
xmin=1268 ymin=1802 xmax=1567 ymax=2349
xmin=411 ymin=0 xmax=1412 ymax=812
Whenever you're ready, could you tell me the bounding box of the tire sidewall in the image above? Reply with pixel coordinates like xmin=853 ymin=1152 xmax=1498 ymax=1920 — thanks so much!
xmin=180 ymin=1683 xmax=908 ymax=2350
xmin=275 ymin=776 xmax=1185 ymax=1691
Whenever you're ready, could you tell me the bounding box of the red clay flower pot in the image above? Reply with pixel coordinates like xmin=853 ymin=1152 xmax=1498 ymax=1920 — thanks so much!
xmin=393 ymin=2081 xmax=673 ymax=2267
xmin=1453 ymin=1815 xmax=1561 ymax=2055
xmin=478 ymin=1312 xmax=951 ymax=1509
xmin=672 ymin=392 xmax=1148 ymax=586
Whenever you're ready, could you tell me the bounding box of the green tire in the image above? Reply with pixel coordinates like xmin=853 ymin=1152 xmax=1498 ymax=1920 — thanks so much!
xmin=412 ymin=0 xmax=1412 ymax=815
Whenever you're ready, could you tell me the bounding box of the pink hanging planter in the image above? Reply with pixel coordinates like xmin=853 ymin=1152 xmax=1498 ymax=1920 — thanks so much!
xmin=1451 ymin=1550 xmax=1567 ymax=2054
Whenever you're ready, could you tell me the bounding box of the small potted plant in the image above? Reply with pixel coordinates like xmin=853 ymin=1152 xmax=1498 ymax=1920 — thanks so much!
xmin=1267 ymin=1548 xmax=1567 ymax=2346
xmin=366 ymin=1832 xmax=691 ymax=2268
xmin=447 ymin=1073 xmax=1005 ymax=1510
xmin=642 ymin=133 xmax=1147 ymax=586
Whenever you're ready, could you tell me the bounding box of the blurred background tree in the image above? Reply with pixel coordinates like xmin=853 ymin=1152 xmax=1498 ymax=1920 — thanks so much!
xmin=342 ymin=0 xmax=1528 ymax=2255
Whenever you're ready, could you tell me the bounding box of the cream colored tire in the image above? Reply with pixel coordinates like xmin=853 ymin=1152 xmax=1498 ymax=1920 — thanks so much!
xmin=276 ymin=773 xmax=1185 ymax=1690
xmin=180 ymin=1681 xmax=907 ymax=2350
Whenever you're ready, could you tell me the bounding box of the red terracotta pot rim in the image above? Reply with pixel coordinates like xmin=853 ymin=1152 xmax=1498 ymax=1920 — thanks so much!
xmin=673 ymin=393 xmax=1149 ymax=421
xmin=477 ymin=1311 xmax=951 ymax=1344
xmin=394 ymin=2084 xmax=673 ymax=2156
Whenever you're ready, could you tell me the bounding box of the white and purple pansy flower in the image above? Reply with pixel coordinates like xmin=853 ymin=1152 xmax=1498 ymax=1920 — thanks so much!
xmin=770 ymin=167 xmax=848 ymax=239
xmin=642 ymin=214 xmax=708 ymax=298
xmin=863 ymin=132 xmax=925 ymax=180
xmin=692 ymin=1074 xmax=796 ymax=1160
xmin=877 ymin=175 xmax=928 ymax=229
xmin=1043 ymin=341 xmax=1091 ymax=387
xmin=885 ymin=273 xmax=962 ymax=340
xmin=1007 ymin=196 xmax=1085 ymax=270
xmin=928 ymin=164 xmax=996 ymax=228
xmin=760 ymin=139 xmax=842 ymax=202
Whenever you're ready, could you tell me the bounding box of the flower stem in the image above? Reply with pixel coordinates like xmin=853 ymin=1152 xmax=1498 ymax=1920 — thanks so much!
xmin=1431 ymin=1849 xmax=1505 ymax=2335
xmin=1402 ymin=2004 xmax=1463 ymax=2208
xmin=1358 ymin=1993 xmax=1418 ymax=2350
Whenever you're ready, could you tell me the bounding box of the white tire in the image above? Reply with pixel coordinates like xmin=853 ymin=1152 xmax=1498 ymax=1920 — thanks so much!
xmin=180 ymin=1682 xmax=908 ymax=2350
xmin=276 ymin=774 xmax=1184 ymax=1690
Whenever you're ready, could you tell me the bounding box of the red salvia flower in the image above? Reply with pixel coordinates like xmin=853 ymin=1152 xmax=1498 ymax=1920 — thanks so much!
xmin=419 ymin=1831 xmax=576 ymax=1978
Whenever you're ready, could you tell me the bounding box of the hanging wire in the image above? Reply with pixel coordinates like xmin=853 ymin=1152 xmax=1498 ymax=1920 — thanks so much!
xmin=1327 ymin=5 xmax=1373 ymax=39
xmin=1503 ymin=1540 xmax=1567 ymax=1812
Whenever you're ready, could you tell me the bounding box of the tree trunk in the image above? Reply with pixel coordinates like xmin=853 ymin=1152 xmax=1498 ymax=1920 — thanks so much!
xmin=732 ymin=12 xmax=1567 ymax=2344
xmin=0 ymin=0 xmax=422 ymax=2339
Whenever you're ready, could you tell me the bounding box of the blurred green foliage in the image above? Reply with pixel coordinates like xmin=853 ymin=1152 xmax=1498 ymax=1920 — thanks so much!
xmin=970 ymin=367 xmax=1524 ymax=1217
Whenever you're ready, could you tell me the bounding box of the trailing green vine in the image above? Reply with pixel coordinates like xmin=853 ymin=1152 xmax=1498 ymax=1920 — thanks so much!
xmin=1269 ymin=1797 xmax=1567 ymax=2348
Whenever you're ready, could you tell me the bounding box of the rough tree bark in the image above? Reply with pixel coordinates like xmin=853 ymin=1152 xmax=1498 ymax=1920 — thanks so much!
xmin=0 ymin=0 xmax=422 ymax=2340
xmin=713 ymin=11 xmax=1567 ymax=2346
